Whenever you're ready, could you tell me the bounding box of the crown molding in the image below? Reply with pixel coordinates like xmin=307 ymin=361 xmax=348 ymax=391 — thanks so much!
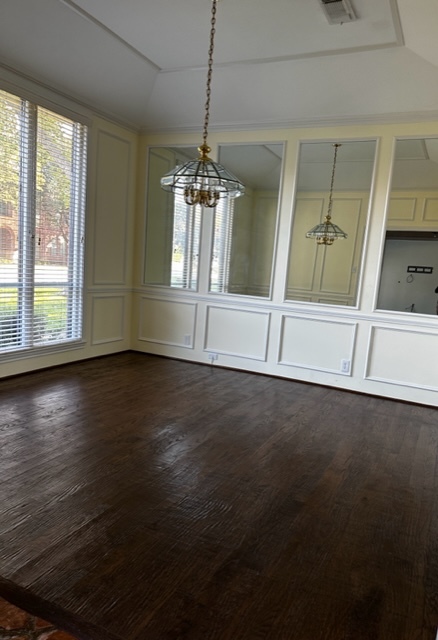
xmin=140 ymin=110 xmax=438 ymax=136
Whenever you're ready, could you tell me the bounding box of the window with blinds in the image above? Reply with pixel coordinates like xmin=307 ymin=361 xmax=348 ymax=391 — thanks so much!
xmin=0 ymin=89 xmax=87 ymax=353
xmin=170 ymin=192 xmax=201 ymax=289
xmin=210 ymin=198 xmax=234 ymax=293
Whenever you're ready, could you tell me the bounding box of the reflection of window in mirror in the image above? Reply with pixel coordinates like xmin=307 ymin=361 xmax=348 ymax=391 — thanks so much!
xmin=144 ymin=146 xmax=200 ymax=289
xmin=286 ymin=140 xmax=377 ymax=306
xmin=210 ymin=143 xmax=284 ymax=297
xmin=377 ymin=138 xmax=438 ymax=316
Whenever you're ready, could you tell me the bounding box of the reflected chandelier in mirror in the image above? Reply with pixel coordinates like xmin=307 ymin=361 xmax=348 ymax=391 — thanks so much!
xmin=286 ymin=139 xmax=377 ymax=307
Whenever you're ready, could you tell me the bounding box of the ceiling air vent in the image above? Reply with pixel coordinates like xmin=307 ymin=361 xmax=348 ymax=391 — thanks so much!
xmin=319 ymin=0 xmax=357 ymax=24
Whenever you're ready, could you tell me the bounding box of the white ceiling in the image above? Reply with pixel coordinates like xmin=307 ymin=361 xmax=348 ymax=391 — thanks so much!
xmin=0 ymin=0 xmax=438 ymax=132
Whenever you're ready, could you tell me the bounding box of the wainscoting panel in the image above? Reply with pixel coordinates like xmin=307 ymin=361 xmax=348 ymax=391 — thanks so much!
xmin=139 ymin=298 xmax=197 ymax=348
xmin=279 ymin=315 xmax=357 ymax=374
xmin=423 ymin=198 xmax=438 ymax=222
xmin=287 ymin=198 xmax=322 ymax=292
xmin=204 ymin=306 xmax=270 ymax=360
xmin=388 ymin=197 xmax=417 ymax=222
xmin=93 ymin=131 xmax=131 ymax=285
xmin=365 ymin=326 xmax=438 ymax=390
xmin=91 ymin=295 xmax=125 ymax=345
xmin=319 ymin=198 xmax=362 ymax=296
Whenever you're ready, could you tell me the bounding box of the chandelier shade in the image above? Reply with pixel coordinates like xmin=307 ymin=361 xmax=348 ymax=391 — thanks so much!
xmin=161 ymin=143 xmax=245 ymax=208
xmin=306 ymin=143 xmax=347 ymax=245
xmin=160 ymin=0 xmax=245 ymax=207
xmin=306 ymin=218 xmax=348 ymax=245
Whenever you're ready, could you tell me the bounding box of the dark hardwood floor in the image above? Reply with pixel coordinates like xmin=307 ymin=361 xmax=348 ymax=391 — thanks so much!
xmin=0 ymin=352 xmax=437 ymax=640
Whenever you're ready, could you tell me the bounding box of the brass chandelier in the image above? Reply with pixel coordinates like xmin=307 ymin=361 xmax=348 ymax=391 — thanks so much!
xmin=160 ymin=0 xmax=245 ymax=207
xmin=306 ymin=143 xmax=348 ymax=245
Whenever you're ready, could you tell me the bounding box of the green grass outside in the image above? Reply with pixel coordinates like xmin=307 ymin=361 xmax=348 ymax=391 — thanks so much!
xmin=0 ymin=287 xmax=68 ymax=339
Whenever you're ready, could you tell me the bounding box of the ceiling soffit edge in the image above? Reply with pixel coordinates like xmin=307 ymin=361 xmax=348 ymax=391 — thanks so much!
xmin=159 ymin=0 xmax=405 ymax=75
xmin=3 ymin=57 xmax=438 ymax=137
xmin=58 ymin=0 xmax=160 ymax=70
xmin=388 ymin=0 xmax=405 ymax=47
xmin=60 ymin=0 xmax=404 ymax=74
xmin=140 ymin=110 xmax=438 ymax=136
xmin=0 ymin=62 xmax=142 ymax=133
xmin=159 ymin=43 xmax=404 ymax=75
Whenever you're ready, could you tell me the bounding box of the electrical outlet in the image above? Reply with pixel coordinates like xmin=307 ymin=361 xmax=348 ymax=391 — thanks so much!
xmin=208 ymin=353 xmax=218 ymax=363
xmin=183 ymin=334 xmax=191 ymax=346
xmin=341 ymin=359 xmax=351 ymax=374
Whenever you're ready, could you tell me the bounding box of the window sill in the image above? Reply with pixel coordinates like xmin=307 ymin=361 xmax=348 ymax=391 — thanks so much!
xmin=0 ymin=340 xmax=87 ymax=364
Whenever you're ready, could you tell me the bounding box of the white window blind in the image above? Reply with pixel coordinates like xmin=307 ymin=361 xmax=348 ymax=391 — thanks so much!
xmin=0 ymin=89 xmax=87 ymax=353
xmin=171 ymin=193 xmax=201 ymax=289
xmin=210 ymin=198 xmax=234 ymax=293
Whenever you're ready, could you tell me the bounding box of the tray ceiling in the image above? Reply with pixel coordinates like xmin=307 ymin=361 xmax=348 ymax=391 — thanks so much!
xmin=67 ymin=0 xmax=401 ymax=69
xmin=0 ymin=0 xmax=437 ymax=131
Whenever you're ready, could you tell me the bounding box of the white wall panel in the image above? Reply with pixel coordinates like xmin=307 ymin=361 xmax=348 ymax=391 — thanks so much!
xmin=204 ymin=306 xmax=270 ymax=360
xmin=319 ymin=198 xmax=362 ymax=296
xmin=366 ymin=326 xmax=438 ymax=390
xmin=288 ymin=198 xmax=322 ymax=292
xmin=91 ymin=295 xmax=125 ymax=345
xmin=93 ymin=131 xmax=131 ymax=285
xmin=139 ymin=298 xmax=197 ymax=348
xmin=249 ymin=193 xmax=278 ymax=296
xmin=423 ymin=198 xmax=438 ymax=222
xmin=279 ymin=315 xmax=357 ymax=374
xmin=388 ymin=198 xmax=417 ymax=221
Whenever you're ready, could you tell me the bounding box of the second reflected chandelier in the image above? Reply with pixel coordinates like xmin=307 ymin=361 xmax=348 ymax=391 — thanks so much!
xmin=306 ymin=143 xmax=348 ymax=245
xmin=160 ymin=0 xmax=245 ymax=207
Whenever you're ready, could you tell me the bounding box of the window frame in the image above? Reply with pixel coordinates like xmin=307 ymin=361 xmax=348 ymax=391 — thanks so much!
xmin=0 ymin=88 xmax=87 ymax=356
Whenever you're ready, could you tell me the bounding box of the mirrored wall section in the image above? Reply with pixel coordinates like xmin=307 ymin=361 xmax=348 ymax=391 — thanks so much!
xmin=286 ymin=140 xmax=377 ymax=306
xmin=144 ymin=147 xmax=200 ymax=289
xmin=377 ymin=138 xmax=438 ymax=315
xmin=209 ymin=143 xmax=284 ymax=297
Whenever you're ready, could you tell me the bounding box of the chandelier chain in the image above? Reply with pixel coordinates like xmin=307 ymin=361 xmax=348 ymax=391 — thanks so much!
xmin=326 ymin=143 xmax=340 ymax=220
xmin=160 ymin=0 xmax=245 ymax=205
xmin=203 ymin=0 xmax=217 ymax=148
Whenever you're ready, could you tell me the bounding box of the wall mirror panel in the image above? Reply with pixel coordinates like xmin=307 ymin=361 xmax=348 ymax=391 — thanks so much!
xmin=209 ymin=143 xmax=284 ymax=297
xmin=377 ymin=138 xmax=438 ymax=316
xmin=144 ymin=146 xmax=200 ymax=289
xmin=286 ymin=140 xmax=377 ymax=306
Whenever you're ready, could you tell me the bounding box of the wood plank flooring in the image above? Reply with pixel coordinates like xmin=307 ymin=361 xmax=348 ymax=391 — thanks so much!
xmin=0 ymin=352 xmax=437 ymax=640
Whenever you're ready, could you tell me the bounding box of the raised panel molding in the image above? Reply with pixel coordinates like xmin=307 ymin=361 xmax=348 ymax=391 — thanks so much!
xmin=93 ymin=131 xmax=131 ymax=286
xmin=249 ymin=194 xmax=278 ymax=294
xmin=204 ymin=306 xmax=271 ymax=361
xmin=91 ymin=295 xmax=125 ymax=345
xmin=288 ymin=197 xmax=322 ymax=292
xmin=139 ymin=297 xmax=197 ymax=348
xmin=287 ymin=193 xmax=367 ymax=306
xmin=423 ymin=198 xmax=438 ymax=222
xmin=278 ymin=315 xmax=357 ymax=375
xmin=365 ymin=326 xmax=438 ymax=391
xmin=319 ymin=198 xmax=362 ymax=296
xmin=388 ymin=198 xmax=417 ymax=221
